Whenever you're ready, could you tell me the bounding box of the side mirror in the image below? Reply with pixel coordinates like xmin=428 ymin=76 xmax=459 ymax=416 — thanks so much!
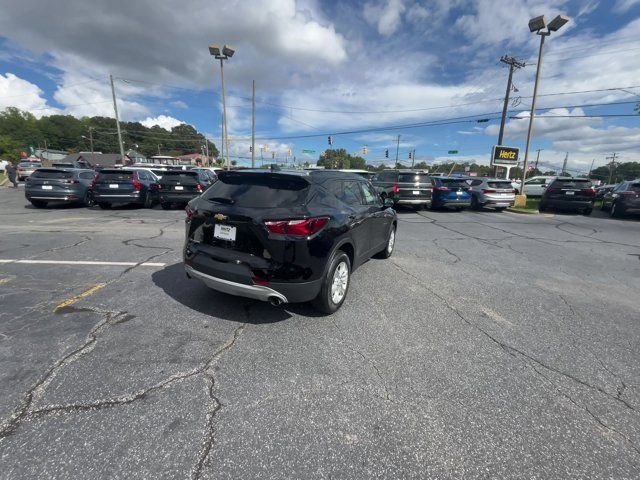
xmin=383 ymin=197 xmax=394 ymax=207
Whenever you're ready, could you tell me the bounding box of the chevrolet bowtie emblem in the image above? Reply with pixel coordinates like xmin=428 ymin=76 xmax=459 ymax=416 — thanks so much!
xmin=214 ymin=213 xmax=227 ymax=221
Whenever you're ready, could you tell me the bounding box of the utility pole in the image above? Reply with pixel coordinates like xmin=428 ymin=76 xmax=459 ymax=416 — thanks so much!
xmin=157 ymin=144 xmax=162 ymax=156
xmin=43 ymin=139 xmax=48 ymax=162
xmin=587 ymin=159 xmax=595 ymax=179
xmin=88 ymin=127 xmax=95 ymax=165
xmin=220 ymin=113 xmax=224 ymax=167
xmin=109 ymin=74 xmax=125 ymax=162
xmin=561 ymin=152 xmax=569 ymax=175
xmin=395 ymin=134 xmax=401 ymax=167
xmin=534 ymin=148 xmax=542 ymax=170
xmin=497 ymin=56 xmax=526 ymax=146
xmin=204 ymin=142 xmax=210 ymax=166
xmin=251 ymin=79 xmax=256 ymax=169
xmin=606 ymin=153 xmax=619 ymax=184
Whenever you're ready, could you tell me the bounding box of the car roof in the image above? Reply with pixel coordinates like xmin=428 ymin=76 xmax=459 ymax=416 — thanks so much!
xmin=220 ymin=168 xmax=367 ymax=181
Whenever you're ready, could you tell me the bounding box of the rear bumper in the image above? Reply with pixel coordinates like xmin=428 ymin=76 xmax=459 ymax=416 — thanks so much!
xmin=94 ymin=192 xmax=141 ymax=202
xmin=395 ymin=198 xmax=431 ymax=205
xmin=185 ymin=264 xmax=322 ymax=304
xmin=160 ymin=193 xmax=198 ymax=204
xmin=545 ymin=199 xmax=593 ymax=209
xmin=25 ymin=190 xmax=82 ymax=202
xmin=482 ymin=197 xmax=515 ymax=207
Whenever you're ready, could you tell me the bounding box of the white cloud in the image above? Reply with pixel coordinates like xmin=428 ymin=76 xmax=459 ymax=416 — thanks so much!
xmin=364 ymin=0 xmax=406 ymax=36
xmin=0 ymin=73 xmax=59 ymax=117
xmin=613 ymin=0 xmax=640 ymax=13
xmin=140 ymin=115 xmax=184 ymax=130
xmin=170 ymin=100 xmax=188 ymax=109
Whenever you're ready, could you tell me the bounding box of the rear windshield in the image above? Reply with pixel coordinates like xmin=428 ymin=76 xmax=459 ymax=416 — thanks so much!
xmin=487 ymin=181 xmax=514 ymax=189
xmin=202 ymin=173 xmax=309 ymax=208
xmin=98 ymin=171 xmax=133 ymax=181
xmin=398 ymin=173 xmax=431 ymax=183
xmin=31 ymin=169 xmax=73 ymax=179
xmin=19 ymin=162 xmax=40 ymax=167
xmin=160 ymin=172 xmax=198 ymax=184
xmin=439 ymin=179 xmax=469 ymax=188
xmin=629 ymin=183 xmax=640 ymax=192
xmin=551 ymin=179 xmax=592 ymax=188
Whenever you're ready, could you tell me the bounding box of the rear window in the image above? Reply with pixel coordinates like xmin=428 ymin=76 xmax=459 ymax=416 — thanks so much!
xmin=439 ymin=179 xmax=469 ymax=188
xmin=19 ymin=162 xmax=40 ymax=167
xmin=398 ymin=173 xmax=432 ymax=183
xmin=98 ymin=171 xmax=133 ymax=181
xmin=160 ymin=172 xmax=199 ymax=184
xmin=551 ymin=179 xmax=592 ymax=188
xmin=31 ymin=169 xmax=73 ymax=179
xmin=202 ymin=173 xmax=309 ymax=208
xmin=487 ymin=181 xmax=514 ymax=189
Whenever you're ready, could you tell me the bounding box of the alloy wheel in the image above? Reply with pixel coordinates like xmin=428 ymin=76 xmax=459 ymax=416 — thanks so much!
xmin=330 ymin=261 xmax=349 ymax=304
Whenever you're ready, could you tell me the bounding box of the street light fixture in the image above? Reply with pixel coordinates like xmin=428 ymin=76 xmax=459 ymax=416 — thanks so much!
xmin=209 ymin=43 xmax=235 ymax=170
xmin=519 ymin=14 xmax=570 ymax=196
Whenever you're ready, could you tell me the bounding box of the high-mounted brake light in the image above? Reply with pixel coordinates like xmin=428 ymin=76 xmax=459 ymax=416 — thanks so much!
xmin=264 ymin=217 xmax=329 ymax=236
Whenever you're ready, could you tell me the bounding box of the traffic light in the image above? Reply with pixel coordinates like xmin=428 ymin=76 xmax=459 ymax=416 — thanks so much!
xmin=249 ymin=145 xmax=252 ymax=153
xmin=385 ymin=149 xmax=389 ymax=158
xmin=408 ymin=151 xmax=412 ymax=160
xmin=328 ymin=136 xmax=333 ymax=146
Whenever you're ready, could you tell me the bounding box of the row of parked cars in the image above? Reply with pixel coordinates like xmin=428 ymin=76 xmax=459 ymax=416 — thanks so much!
xmin=23 ymin=165 xmax=220 ymax=209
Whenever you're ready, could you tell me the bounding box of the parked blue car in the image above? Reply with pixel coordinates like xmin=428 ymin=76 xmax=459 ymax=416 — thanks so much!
xmin=430 ymin=176 xmax=472 ymax=210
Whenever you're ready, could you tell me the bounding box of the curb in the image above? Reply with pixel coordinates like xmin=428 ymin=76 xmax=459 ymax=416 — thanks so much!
xmin=507 ymin=208 xmax=554 ymax=218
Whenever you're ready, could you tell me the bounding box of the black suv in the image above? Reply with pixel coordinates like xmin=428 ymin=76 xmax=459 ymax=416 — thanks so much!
xmin=92 ymin=168 xmax=158 ymax=209
xmin=158 ymin=170 xmax=215 ymax=209
xmin=601 ymin=180 xmax=640 ymax=218
xmin=539 ymin=177 xmax=595 ymax=215
xmin=183 ymin=169 xmax=397 ymax=314
xmin=372 ymin=169 xmax=432 ymax=209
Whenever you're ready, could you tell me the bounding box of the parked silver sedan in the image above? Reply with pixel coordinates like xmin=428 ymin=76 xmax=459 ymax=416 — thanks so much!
xmin=468 ymin=177 xmax=516 ymax=211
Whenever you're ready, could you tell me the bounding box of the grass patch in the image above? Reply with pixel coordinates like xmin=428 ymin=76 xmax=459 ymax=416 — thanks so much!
xmin=509 ymin=197 xmax=541 ymax=213
xmin=0 ymin=172 xmax=6 ymax=184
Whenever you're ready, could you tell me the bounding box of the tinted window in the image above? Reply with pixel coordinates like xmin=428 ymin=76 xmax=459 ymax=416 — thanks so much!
xmin=487 ymin=181 xmax=514 ymax=189
xmin=439 ymin=179 xmax=469 ymax=188
xmin=551 ymin=179 xmax=592 ymax=188
xmin=160 ymin=172 xmax=199 ymax=184
xmin=398 ymin=173 xmax=431 ymax=184
xmin=361 ymin=183 xmax=380 ymax=206
xmin=31 ymin=170 xmax=73 ymax=179
xmin=79 ymin=171 xmax=95 ymax=180
xmin=629 ymin=183 xmax=640 ymax=192
xmin=202 ymin=173 xmax=309 ymax=208
xmin=526 ymin=178 xmax=545 ymax=185
xmin=98 ymin=171 xmax=133 ymax=181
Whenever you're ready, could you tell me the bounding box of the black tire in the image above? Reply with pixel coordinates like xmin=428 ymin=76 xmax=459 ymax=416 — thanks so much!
xmin=539 ymin=202 xmax=547 ymax=212
xmin=312 ymin=252 xmax=351 ymax=315
xmin=610 ymin=202 xmax=625 ymax=218
xmin=430 ymin=201 xmax=439 ymax=210
xmin=470 ymin=195 xmax=480 ymax=211
xmin=582 ymin=208 xmax=592 ymax=216
xmin=30 ymin=200 xmax=47 ymax=208
xmin=495 ymin=207 xmax=507 ymax=212
xmin=98 ymin=202 xmax=111 ymax=210
xmin=375 ymin=225 xmax=396 ymax=259
xmin=83 ymin=191 xmax=95 ymax=207
xmin=455 ymin=206 xmax=464 ymax=212
xmin=160 ymin=202 xmax=172 ymax=210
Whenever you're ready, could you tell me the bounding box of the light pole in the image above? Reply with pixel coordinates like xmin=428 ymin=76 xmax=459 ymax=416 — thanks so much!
xmin=81 ymin=126 xmax=95 ymax=166
xmin=520 ymin=14 xmax=569 ymax=195
xmin=209 ymin=44 xmax=235 ymax=170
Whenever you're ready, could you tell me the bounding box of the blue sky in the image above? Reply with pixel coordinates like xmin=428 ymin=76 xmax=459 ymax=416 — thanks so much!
xmin=1 ymin=0 xmax=639 ymax=173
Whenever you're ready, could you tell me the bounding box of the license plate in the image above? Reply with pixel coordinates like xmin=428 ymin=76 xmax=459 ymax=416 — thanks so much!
xmin=456 ymin=191 xmax=463 ymax=195
xmin=109 ymin=184 xmax=119 ymax=189
xmin=566 ymin=191 xmax=575 ymax=196
xmin=214 ymin=224 xmax=236 ymax=241
xmin=41 ymin=185 xmax=53 ymax=190
xmin=175 ymin=186 xmax=184 ymax=190
xmin=412 ymin=190 xmax=420 ymax=195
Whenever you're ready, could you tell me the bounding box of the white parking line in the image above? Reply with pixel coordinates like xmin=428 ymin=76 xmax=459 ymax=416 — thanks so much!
xmin=0 ymin=259 xmax=166 ymax=267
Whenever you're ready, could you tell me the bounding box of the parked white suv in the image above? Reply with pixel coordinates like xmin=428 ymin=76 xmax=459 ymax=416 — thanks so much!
xmin=522 ymin=176 xmax=556 ymax=196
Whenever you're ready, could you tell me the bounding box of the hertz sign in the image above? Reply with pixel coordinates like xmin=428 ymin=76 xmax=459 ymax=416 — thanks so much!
xmin=491 ymin=146 xmax=519 ymax=166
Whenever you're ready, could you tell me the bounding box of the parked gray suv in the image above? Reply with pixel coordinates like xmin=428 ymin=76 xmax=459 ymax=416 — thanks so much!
xmin=25 ymin=168 xmax=96 ymax=208
xmin=372 ymin=170 xmax=432 ymax=209
xmin=468 ymin=177 xmax=516 ymax=211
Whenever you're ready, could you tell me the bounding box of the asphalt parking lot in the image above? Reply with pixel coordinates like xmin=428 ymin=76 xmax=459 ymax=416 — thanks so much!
xmin=1 ymin=185 xmax=639 ymax=479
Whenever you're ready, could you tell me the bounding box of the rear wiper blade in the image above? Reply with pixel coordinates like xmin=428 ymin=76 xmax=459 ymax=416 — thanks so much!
xmin=207 ymin=196 xmax=235 ymax=205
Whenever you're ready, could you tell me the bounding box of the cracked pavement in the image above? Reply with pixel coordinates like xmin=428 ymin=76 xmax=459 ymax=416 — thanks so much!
xmin=0 ymin=187 xmax=639 ymax=479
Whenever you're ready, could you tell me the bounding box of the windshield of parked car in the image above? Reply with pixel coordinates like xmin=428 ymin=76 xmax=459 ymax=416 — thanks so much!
xmin=398 ymin=173 xmax=431 ymax=183
xmin=551 ymin=179 xmax=593 ymax=188
xmin=31 ymin=169 xmax=74 ymax=179
xmin=487 ymin=181 xmax=515 ymax=189
xmin=202 ymin=173 xmax=309 ymax=207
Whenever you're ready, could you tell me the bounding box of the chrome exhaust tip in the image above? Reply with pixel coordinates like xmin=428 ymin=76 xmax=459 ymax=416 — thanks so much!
xmin=268 ymin=296 xmax=283 ymax=307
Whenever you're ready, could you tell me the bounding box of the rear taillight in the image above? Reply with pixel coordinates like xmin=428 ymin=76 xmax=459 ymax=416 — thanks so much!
xmin=91 ymin=174 xmax=100 ymax=189
xmin=392 ymin=185 xmax=400 ymax=193
xmin=132 ymin=172 xmax=142 ymax=190
xmin=185 ymin=205 xmax=195 ymax=220
xmin=546 ymin=187 xmax=559 ymax=194
xmin=264 ymin=217 xmax=330 ymax=236
xmin=582 ymin=188 xmax=596 ymax=196
xmin=432 ymin=186 xmax=450 ymax=191
xmin=482 ymin=189 xmax=496 ymax=193
xmin=197 ymin=183 xmax=203 ymax=193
